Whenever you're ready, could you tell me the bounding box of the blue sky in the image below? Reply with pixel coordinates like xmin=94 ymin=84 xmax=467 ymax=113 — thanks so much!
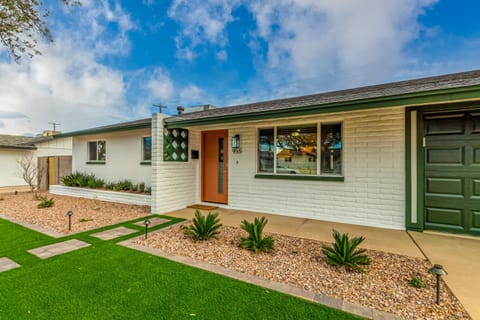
xmin=1 ymin=0 xmax=480 ymax=135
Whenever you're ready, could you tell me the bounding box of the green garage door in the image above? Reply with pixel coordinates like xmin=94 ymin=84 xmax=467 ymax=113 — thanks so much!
xmin=424 ymin=110 xmax=480 ymax=235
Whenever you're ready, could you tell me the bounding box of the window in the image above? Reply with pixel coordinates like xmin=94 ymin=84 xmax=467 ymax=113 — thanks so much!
xmin=88 ymin=140 xmax=106 ymax=162
xmin=142 ymin=136 xmax=152 ymax=161
xmin=257 ymin=122 xmax=342 ymax=176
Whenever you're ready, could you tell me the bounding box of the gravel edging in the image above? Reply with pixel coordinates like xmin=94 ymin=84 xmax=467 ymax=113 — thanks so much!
xmin=119 ymin=230 xmax=402 ymax=320
xmin=133 ymin=225 xmax=470 ymax=320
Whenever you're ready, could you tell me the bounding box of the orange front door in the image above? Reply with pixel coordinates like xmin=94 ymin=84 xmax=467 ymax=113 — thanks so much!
xmin=202 ymin=130 xmax=228 ymax=204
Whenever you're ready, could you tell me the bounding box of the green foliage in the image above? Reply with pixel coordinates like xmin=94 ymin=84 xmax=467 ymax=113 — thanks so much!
xmin=183 ymin=210 xmax=222 ymax=241
xmin=61 ymin=172 xmax=103 ymax=188
xmin=0 ymin=0 xmax=80 ymax=61
xmin=104 ymin=183 xmax=114 ymax=190
xmin=322 ymin=229 xmax=371 ymax=272
xmin=37 ymin=197 xmax=54 ymax=208
xmin=138 ymin=182 xmax=145 ymax=192
xmin=409 ymin=277 xmax=425 ymax=288
xmin=144 ymin=187 xmax=151 ymax=194
xmin=239 ymin=217 xmax=274 ymax=254
xmin=114 ymin=179 xmax=135 ymax=191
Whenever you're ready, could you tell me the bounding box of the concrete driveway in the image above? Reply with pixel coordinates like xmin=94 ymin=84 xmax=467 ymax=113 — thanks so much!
xmin=409 ymin=231 xmax=480 ymax=320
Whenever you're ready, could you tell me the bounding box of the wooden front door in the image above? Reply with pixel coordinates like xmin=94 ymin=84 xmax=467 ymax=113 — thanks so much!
xmin=202 ymin=130 xmax=228 ymax=204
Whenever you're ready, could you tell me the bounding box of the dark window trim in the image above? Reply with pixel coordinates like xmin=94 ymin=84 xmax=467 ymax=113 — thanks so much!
xmin=255 ymin=174 xmax=344 ymax=182
xmin=140 ymin=161 xmax=152 ymax=165
xmin=85 ymin=161 xmax=106 ymax=165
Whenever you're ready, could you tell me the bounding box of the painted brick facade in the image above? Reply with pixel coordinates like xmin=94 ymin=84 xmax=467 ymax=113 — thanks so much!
xmin=153 ymin=106 xmax=406 ymax=229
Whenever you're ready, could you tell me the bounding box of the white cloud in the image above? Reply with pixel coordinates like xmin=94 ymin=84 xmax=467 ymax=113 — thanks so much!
xmin=168 ymin=0 xmax=239 ymax=61
xmin=147 ymin=68 xmax=175 ymax=100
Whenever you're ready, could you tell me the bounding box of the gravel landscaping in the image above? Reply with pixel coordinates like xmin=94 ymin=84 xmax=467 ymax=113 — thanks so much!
xmin=137 ymin=225 xmax=470 ymax=320
xmin=0 ymin=191 xmax=150 ymax=234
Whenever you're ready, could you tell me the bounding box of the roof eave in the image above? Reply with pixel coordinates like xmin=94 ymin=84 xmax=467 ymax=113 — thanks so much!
xmin=0 ymin=145 xmax=37 ymax=150
xmin=165 ymin=84 xmax=480 ymax=128
xmin=55 ymin=122 xmax=151 ymax=138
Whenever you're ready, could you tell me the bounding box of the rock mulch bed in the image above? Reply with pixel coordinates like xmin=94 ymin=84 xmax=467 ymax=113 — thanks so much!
xmin=137 ymin=225 xmax=470 ymax=320
xmin=0 ymin=192 xmax=150 ymax=234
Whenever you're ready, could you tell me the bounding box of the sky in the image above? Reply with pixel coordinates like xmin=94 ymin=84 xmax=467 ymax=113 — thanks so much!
xmin=1 ymin=0 xmax=480 ymax=135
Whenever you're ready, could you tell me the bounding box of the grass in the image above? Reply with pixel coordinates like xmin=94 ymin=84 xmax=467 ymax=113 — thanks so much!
xmin=0 ymin=217 xmax=362 ymax=319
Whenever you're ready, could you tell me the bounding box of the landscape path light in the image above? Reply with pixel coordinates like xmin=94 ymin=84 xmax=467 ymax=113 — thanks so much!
xmin=66 ymin=210 xmax=74 ymax=231
xmin=429 ymin=264 xmax=447 ymax=305
xmin=144 ymin=220 xmax=151 ymax=239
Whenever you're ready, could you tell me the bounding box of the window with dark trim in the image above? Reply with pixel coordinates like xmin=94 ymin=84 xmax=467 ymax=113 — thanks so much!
xmin=142 ymin=136 xmax=152 ymax=161
xmin=88 ymin=140 xmax=106 ymax=162
xmin=257 ymin=122 xmax=342 ymax=176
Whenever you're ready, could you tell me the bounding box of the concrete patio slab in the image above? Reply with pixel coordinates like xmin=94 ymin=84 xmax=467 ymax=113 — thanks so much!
xmin=133 ymin=217 xmax=170 ymax=228
xmin=28 ymin=239 xmax=91 ymax=259
xmin=409 ymin=231 xmax=480 ymax=320
xmin=0 ymin=257 xmax=21 ymax=272
xmin=90 ymin=226 xmax=137 ymax=240
xmin=167 ymin=207 xmax=424 ymax=258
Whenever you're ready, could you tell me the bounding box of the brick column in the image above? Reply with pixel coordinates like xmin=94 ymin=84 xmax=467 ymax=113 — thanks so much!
xmin=151 ymin=113 xmax=165 ymax=214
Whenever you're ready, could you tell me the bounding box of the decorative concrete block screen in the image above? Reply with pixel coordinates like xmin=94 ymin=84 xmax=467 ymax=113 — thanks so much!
xmin=163 ymin=128 xmax=188 ymax=161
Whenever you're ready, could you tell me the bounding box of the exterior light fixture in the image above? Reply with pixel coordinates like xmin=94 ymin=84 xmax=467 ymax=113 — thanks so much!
xmin=231 ymin=134 xmax=241 ymax=153
xmin=66 ymin=210 xmax=74 ymax=231
xmin=429 ymin=264 xmax=448 ymax=304
xmin=144 ymin=219 xmax=151 ymax=239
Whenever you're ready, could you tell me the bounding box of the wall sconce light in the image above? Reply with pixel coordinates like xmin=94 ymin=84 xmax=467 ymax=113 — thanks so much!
xmin=231 ymin=134 xmax=241 ymax=153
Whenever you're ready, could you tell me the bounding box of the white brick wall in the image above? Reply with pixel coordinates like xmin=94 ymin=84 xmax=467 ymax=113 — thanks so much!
xmin=50 ymin=185 xmax=151 ymax=205
xmin=152 ymin=106 xmax=406 ymax=229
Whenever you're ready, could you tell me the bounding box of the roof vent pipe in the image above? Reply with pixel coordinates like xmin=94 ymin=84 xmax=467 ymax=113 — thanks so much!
xmin=177 ymin=106 xmax=184 ymax=115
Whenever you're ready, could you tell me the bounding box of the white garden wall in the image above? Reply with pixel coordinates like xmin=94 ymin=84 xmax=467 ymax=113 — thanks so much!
xmin=153 ymin=106 xmax=406 ymax=230
xmin=50 ymin=185 xmax=151 ymax=205
xmin=72 ymin=128 xmax=151 ymax=186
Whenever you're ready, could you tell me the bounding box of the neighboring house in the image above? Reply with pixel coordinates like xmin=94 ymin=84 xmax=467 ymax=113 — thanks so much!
xmin=55 ymin=118 xmax=152 ymax=187
xmin=148 ymin=69 xmax=480 ymax=236
xmin=0 ymin=134 xmax=72 ymax=189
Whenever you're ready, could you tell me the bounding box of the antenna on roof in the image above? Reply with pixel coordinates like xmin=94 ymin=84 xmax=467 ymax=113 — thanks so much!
xmin=152 ymin=103 xmax=167 ymax=113
xmin=48 ymin=122 xmax=61 ymax=131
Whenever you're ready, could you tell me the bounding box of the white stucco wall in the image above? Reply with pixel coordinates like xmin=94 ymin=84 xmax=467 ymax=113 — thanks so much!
xmin=72 ymin=128 xmax=152 ymax=186
xmin=0 ymin=149 xmax=35 ymax=187
xmin=35 ymin=137 xmax=72 ymax=157
xmin=153 ymin=106 xmax=406 ymax=230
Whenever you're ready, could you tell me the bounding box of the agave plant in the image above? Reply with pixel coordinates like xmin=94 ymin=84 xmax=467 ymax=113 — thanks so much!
xmin=321 ymin=229 xmax=371 ymax=272
xmin=183 ymin=210 xmax=222 ymax=241
xmin=239 ymin=216 xmax=274 ymax=254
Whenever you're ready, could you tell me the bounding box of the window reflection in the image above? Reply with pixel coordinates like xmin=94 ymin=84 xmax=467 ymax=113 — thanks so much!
xmin=276 ymin=125 xmax=317 ymax=175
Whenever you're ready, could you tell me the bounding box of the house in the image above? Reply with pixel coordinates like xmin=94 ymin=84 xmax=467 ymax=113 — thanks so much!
xmin=0 ymin=134 xmax=72 ymax=189
xmin=54 ymin=118 xmax=152 ymax=187
xmin=149 ymin=69 xmax=480 ymax=236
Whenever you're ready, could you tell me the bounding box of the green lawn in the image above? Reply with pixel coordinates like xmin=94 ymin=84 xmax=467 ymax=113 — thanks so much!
xmin=0 ymin=217 xmax=362 ymax=319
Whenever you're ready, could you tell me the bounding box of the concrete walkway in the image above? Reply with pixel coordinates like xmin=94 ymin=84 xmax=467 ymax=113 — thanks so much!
xmin=409 ymin=231 xmax=480 ymax=320
xmin=167 ymin=207 xmax=424 ymax=258
xmin=0 ymin=257 xmax=21 ymax=272
xmin=28 ymin=239 xmax=91 ymax=259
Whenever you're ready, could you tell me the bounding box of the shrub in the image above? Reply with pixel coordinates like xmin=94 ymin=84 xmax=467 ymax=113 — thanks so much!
xmin=144 ymin=187 xmax=151 ymax=195
xmin=87 ymin=177 xmax=104 ymax=189
xmin=322 ymin=229 xmax=371 ymax=272
xmin=138 ymin=182 xmax=145 ymax=192
xmin=104 ymin=183 xmax=115 ymax=190
xmin=62 ymin=172 xmax=103 ymax=188
xmin=409 ymin=277 xmax=425 ymax=288
xmin=37 ymin=197 xmax=54 ymax=208
xmin=183 ymin=210 xmax=222 ymax=241
xmin=239 ymin=217 xmax=274 ymax=254
xmin=114 ymin=179 xmax=135 ymax=191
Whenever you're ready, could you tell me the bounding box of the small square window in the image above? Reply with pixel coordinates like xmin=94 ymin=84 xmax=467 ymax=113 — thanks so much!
xmin=88 ymin=140 xmax=106 ymax=161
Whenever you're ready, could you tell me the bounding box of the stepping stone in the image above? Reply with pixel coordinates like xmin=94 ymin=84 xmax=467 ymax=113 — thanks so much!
xmin=28 ymin=239 xmax=91 ymax=260
xmin=133 ymin=217 xmax=170 ymax=228
xmin=90 ymin=226 xmax=137 ymax=240
xmin=0 ymin=257 xmax=20 ymax=272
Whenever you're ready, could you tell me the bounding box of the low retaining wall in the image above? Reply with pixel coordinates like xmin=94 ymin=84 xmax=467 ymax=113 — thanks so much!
xmin=49 ymin=185 xmax=151 ymax=206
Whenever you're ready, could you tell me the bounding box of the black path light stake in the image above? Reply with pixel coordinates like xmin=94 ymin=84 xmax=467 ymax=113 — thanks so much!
xmin=66 ymin=210 xmax=74 ymax=231
xmin=429 ymin=264 xmax=448 ymax=304
xmin=144 ymin=220 xmax=151 ymax=239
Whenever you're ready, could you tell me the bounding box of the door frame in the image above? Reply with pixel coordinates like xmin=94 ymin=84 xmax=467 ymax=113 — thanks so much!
xmin=405 ymin=101 xmax=480 ymax=233
xmin=201 ymin=129 xmax=229 ymax=204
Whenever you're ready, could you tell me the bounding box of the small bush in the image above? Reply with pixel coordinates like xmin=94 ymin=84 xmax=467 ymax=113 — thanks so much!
xmin=183 ymin=210 xmax=222 ymax=241
xmin=239 ymin=217 xmax=274 ymax=254
xmin=144 ymin=187 xmax=151 ymax=194
xmin=37 ymin=197 xmax=54 ymax=209
xmin=322 ymin=229 xmax=371 ymax=272
xmin=62 ymin=172 xmax=103 ymax=188
xmin=114 ymin=179 xmax=135 ymax=191
xmin=104 ymin=183 xmax=115 ymax=190
xmin=409 ymin=277 xmax=425 ymax=288
xmin=138 ymin=182 xmax=145 ymax=192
